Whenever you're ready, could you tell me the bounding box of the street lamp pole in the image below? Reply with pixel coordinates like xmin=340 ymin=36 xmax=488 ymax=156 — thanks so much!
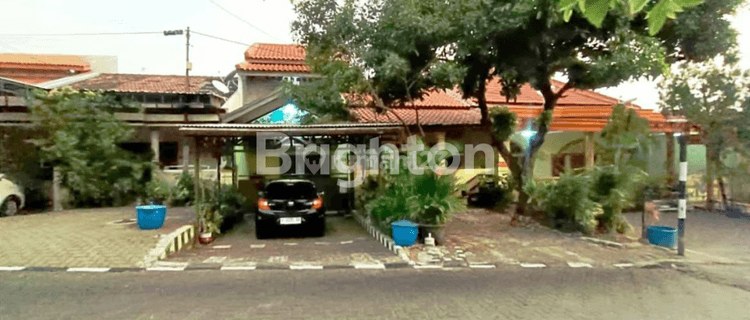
xmin=163 ymin=27 xmax=191 ymax=90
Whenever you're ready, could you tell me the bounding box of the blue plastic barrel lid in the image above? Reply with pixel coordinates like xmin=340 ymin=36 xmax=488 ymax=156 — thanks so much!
xmin=136 ymin=205 xmax=166 ymax=210
xmin=391 ymin=220 xmax=418 ymax=228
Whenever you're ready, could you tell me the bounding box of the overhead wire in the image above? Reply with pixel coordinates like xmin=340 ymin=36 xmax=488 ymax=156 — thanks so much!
xmin=0 ymin=31 xmax=164 ymax=37
xmin=207 ymin=0 xmax=282 ymax=41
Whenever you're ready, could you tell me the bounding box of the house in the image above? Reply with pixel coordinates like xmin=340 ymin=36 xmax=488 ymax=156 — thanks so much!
xmin=0 ymin=53 xmax=117 ymax=85
xmin=0 ymin=69 xmax=230 ymax=176
xmin=213 ymin=43 xmax=700 ymax=181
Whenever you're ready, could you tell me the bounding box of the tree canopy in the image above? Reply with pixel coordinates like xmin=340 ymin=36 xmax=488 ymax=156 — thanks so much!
xmin=290 ymin=0 xmax=741 ymax=214
xmin=30 ymin=87 xmax=151 ymax=207
xmin=659 ymin=56 xmax=750 ymax=208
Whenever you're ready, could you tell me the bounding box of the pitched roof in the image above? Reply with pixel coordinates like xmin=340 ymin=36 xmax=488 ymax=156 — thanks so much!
xmin=71 ymin=73 xmax=220 ymax=95
xmin=236 ymin=43 xmax=310 ymax=73
xmin=0 ymin=53 xmax=92 ymax=84
xmin=0 ymin=53 xmax=91 ymax=71
xmin=349 ymin=85 xmax=673 ymax=132
xmin=352 ymin=108 xmax=482 ymax=126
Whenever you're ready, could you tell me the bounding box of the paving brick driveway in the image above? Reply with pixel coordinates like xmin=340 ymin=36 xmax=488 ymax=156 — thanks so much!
xmin=167 ymin=214 xmax=402 ymax=267
xmin=0 ymin=207 xmax=194 ymax=268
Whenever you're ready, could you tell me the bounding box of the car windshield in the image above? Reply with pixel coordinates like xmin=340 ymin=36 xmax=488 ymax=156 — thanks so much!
xmin=264 ymin=181 xmax=317 ymax=199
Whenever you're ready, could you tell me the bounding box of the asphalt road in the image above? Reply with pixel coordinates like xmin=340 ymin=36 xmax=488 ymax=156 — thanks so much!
xmin=1 ymin=267 xmax=749 ymax=320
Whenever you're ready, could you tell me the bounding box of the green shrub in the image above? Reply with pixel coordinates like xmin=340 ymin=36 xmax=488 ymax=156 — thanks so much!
xmin=196 ymin=183 xmax=247 ymax=234
xmin=172 ymin=171 xmax=195 ymax=206
xmin=409 ymin=172 xmax=465 ymax=225
xmin=545 ymin=173 xmax=601 ymax=235
xmin=143 ymin=178 xmax=173 ymax=205
xmin=365 ymin=170 xmax=465 ymax=234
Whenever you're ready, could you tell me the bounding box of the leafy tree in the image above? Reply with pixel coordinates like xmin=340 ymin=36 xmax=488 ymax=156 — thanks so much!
xmin=558 ymin=0 xmax=705 ymax=36
xmin=290 ymin=0 xmax=738 ymax=215
xmin=29 ymin=87 xmax=152 ymax=207
xmin=659 ymin=56 xmax=750 ymax=210
xmin=597 ymin=104 xmax=655 ymax=168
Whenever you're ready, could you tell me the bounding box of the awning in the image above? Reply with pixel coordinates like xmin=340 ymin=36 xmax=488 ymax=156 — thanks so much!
xmin=179 ymin=123 xmax=406 ymax=137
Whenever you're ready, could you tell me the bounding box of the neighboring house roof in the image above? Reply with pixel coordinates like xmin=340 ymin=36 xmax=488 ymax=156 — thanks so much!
xmin=235 ymin=43 xmax=310 ymax=74
xmin=230 ymin=43 xmax=674 ymax=131
xmin=349 ymin=84 xmax=673 ymax=132
xmin=0 ymin=53 xmax=92 ymax=84
xmin=71 ymin=73 xmax=221 ymax=95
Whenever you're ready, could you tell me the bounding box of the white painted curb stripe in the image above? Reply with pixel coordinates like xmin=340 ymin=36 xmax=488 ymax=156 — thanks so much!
xmin=613 ymin=263 xmax=634 ymax=268
xmin=469 ymin=264 xmax=496 ymax=269
xmin=0 ymin=266 xmax=25 ymax=271
xmin=566 ymin=262 xmax=593 ymax=268
xmin=146 ymin=267 xmax=186 ymax=271
xmin=220 ymin=266 xmax=256 ymax=271
xmin=354 ymin=264 xmax=386 ymax=269
xmin=67 ymin=267 xmax=110 ymax=272
xmin=414 ymin=265 xmax=443 ymax=269
xmin=290 ymin=265 xmax=323 ymax=270
xmin=520 ymin=263 xmax=546 ymax=268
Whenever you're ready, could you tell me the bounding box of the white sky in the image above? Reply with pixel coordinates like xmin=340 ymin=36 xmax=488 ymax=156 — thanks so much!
xmin=1 ymin=0 xmax=748 ymax=110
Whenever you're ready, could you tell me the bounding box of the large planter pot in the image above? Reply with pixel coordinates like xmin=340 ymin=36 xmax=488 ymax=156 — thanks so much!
xmin=647 ymin=225 xmax=676 ymax=249
xmin=418 ymin=224 xmax=446 ymax=246
xmin=135 ymin=204 xmax=167 ymax=230
xmin=391 ymin=220 xmax=419 ymax=247
xmin=198 ymin=232 xmax=215 ymax=244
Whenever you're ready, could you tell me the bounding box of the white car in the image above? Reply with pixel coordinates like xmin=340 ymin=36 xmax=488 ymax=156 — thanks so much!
xmin=0 ymin=174 xmax=24 ymax=216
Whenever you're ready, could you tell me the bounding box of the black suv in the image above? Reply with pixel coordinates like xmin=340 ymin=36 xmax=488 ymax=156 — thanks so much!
xmin=255 ymin=179 xmax=326 ymax=239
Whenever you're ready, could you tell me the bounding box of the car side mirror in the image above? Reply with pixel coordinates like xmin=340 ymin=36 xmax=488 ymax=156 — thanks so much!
xmin=461 ymin=190 xmax=467 ymax=197
xmin=318 ymin=191 xmax=325 ymax=197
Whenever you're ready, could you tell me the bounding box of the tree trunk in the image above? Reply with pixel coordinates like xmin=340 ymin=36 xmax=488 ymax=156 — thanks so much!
xmin=706 ymin=148 xmax=715 ymax=211
xmin=474 ymin=80 xmax=528 ymax=215
xmin=718 ymin=176 xmax=729 ymax=210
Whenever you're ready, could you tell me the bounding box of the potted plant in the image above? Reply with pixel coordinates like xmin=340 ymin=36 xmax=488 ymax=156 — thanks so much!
xmin=409 ymin=173 xmax=465 ymax=245
xmin=198 ymin=205 xmax=222 ymax=244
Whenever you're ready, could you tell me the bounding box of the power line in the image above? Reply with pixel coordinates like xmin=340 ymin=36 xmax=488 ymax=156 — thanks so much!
xmin=191 ymin=30 xmax=251 ymax=47
xmin=0 ymin=31 xmax=163 ymax=37
xmin=207 ymin=0 xmax=282 ymax=41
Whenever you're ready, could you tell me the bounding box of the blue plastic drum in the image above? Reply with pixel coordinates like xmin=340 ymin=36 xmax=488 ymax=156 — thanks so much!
xmin=136 ymin=205 xmax=167 ymax=230
xmin=391 ymin=220 xmax=419 ymax=247
xmin=647 ymin=225 xmax=677 ymax=248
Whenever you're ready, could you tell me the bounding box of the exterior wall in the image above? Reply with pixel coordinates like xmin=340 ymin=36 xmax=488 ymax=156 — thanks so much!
xmin=241 ymin=76 xmax=282 ymax=106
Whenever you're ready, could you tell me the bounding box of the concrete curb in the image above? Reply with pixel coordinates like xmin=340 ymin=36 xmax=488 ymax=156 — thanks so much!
xmin=141 ymin=225 xmax=195 ymax=267
xmin=579 ymin=236 xmax=624 ymax=248
xmin=352 ymin=211 xmax=414 ymax=265
xmin=5 ymin=259 xmax=739 ymax=273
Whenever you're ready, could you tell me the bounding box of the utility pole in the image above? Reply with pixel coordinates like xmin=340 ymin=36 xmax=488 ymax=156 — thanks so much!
xmin=163 ymin=27 xmax=191 ymax=90
xmin=185 ymin=26 xmax=191 ymax=90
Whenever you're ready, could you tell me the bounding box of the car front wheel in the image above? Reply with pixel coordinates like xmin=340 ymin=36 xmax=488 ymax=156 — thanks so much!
xmin=255 ymin=218 xmax=271 ymax=239
xmin=1 ymin=198 xmax=19 ymax=217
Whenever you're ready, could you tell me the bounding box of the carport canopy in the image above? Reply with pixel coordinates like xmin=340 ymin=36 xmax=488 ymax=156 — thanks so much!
xmin=179 ymin=123 xmax=406 ymax=138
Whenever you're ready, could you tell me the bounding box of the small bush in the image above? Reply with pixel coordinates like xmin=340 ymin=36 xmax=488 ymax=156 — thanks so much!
xmin=172 ymin=171 xmax=195 ymax=206
xmin=143 ymin=178 xmax=173 ymax=205
xmin=545 ymin=174 xmax=601 ymax=235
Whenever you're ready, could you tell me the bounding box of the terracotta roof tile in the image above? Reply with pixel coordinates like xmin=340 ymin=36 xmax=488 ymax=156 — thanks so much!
xmin=0 ymin=54 xmax=92 ymax=84
xmin=351 ymin=107 xmax=481 ymax=126
xmin=0 ymin=53 xmax=91 ymax=70
xmin=244 ymin=43 xmax=306 ymax=61
xmin=237 ymin=43 xmax=310 ymax=74
xmin=71 ymin=73 xmax=219 ymax=95
xmin=235 ymin=61 xmax=310 ymax=73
